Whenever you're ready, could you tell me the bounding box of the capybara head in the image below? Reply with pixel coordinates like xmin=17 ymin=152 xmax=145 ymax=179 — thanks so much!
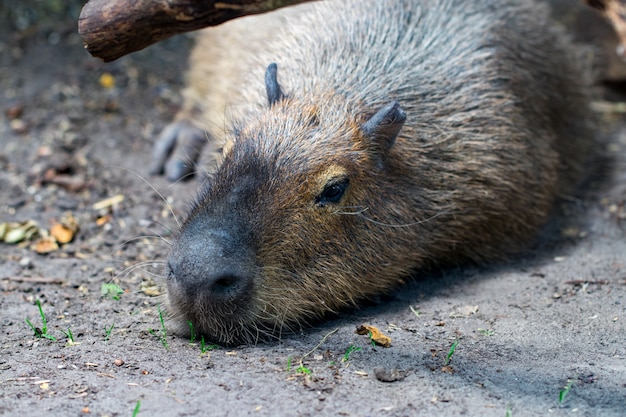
xmin=165 ymin=64 xmax=431 ymax=345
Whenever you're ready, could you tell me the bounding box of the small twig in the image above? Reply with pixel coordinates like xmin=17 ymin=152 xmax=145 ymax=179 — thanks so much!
xmin=4 ymin=276 xmax=66 ymax=284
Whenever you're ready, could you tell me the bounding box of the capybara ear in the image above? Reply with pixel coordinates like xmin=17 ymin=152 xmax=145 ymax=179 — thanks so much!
xmin=265 ymin=63 xmax=285 ymax=107
xmin=361 ymin=101 xmax=406 ymax=158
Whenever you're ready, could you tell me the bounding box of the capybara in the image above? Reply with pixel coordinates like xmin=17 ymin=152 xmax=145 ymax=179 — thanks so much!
xmin=163 ymin=0 xmax=595 ymax=345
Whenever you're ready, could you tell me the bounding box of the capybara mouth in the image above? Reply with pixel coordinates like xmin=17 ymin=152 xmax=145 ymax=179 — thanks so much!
xmin=165 ymin=260 xmax=268 ymax=345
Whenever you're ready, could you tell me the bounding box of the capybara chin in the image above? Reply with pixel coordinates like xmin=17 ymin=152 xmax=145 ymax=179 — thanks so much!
xmin=165 ymin=0 xmax=595 ymax=345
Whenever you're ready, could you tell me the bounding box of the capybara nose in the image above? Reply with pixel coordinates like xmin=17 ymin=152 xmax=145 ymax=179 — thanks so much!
xmin=165 ymin=217 xmax=256 ymax=310
xmin=167 ymin=254 xmax=254 ymax=304
xmin=205 ymin=272 xmax=252 ymax=302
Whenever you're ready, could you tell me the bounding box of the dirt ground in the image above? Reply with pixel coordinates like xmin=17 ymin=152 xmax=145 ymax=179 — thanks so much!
xmin=1 ymin=8 xmax=626 ymax=417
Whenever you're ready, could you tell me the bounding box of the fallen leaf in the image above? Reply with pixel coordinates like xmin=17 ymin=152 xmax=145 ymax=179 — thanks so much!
xmin=96 ymin=214 xmax=112 ymax=226
xmin=1 ymin=220 xmax=40 ymax=243
xmin=59 ymin=211 xmax=80 ymax=232
xmin=99 ymin=72 xmax=115 ymax=89
xmin=49 ymin=212 xmax=79 ymax=244
xmin=140 ymin=283 xmax=162 ymax=297
xmin=138 ymin=277 xmax=162 ymax=297
xmin=50 ymin=223 xmax=74 ymax=244
xmin=32 ymin=236 xmax=59 ymax=254
xmin=6 ymin=103 xmax=23 ymax=119
xmin=355 ymin=324 xmax=392 ymax=347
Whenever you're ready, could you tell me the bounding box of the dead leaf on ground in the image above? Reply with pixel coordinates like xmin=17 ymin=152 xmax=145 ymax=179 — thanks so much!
xmin=32 ymin=235 xmax=59 ymax=254
xmin=50 ymin=212 xmax=80 ymax=244
xmin=441 ymin=365 xmax=454 ymax=374
xmin=96 ymin=214 xmax=112 ymax=226
xmin=50 ymin=223 xmax=75 ymax=244
xmin=50 ymin=223 xmax=74 ymax=244
xmin=140 ymin=279 xmax=162 ymax=297
xmin=355 ymin=324 xmax=392 ymax=347
xmin=2 ymin=212 xmax=80 ymax=251
xmin=0 ymin=220 xmax=41 ymax=243
xmin=6 ymin=103 xmax=23 ymax=119
xmin=99 ymin=72 xmax=116 ymax=89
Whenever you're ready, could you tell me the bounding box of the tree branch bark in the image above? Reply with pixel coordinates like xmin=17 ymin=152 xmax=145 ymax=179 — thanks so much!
xmin=78 ymin=0 xmax=313 ymax=62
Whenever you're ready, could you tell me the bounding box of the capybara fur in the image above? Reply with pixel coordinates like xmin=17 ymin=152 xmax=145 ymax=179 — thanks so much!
xmin=165 ymin=0 xmax=595 ymax=345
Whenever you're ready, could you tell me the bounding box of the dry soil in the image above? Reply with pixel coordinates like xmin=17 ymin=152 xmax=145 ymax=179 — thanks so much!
xmin=1 ymin=12 xmax=625 ymax=417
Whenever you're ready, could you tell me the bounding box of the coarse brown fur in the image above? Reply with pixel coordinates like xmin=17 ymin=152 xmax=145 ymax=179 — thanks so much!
xmin=164 ymin=0 xmax=596 ymax=345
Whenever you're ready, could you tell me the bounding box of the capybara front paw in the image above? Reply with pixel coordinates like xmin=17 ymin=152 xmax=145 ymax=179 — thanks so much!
xmin=150 ymin=120 xmax=207 ymax=182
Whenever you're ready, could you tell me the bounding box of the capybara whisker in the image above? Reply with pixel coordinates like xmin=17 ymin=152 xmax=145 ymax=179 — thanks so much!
xmin=335 ymin=206 xmax=446 ymax=228
xmin=332 ymin=206 xmax=370 ymax=216
xmin=119 ymin=234 xmax=172 ymax=248
xmin=115 ymin=260 xmax=167 ymax=279
xmin=114 ymin=166 xmax=181 ymax=228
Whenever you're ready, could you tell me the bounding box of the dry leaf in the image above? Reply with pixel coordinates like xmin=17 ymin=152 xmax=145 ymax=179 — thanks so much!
xmin=355 ymin=324 xmax=392 ymax=347
xmin=96 ymin=214 xmax=112 ymax=226
xmin=6 ymin=103 xmax=23 ymax=119
xmin=32 ymin=236 xmax=60 ymax=254
xmin=1 ymin=220 xmax=41 ymax=243
xmin=441 ymin=366 xmax=454 ymax=374
xmin=50 ymin=212 xmax=80 ymax=244
xmin=139 ymin=279 xmax=162 ymax=297
xmin=99 ymin=72 xmax=115 ymax=89
xmin=50 ymin=223 xmax=74 ymax=244
xmin=59 ymin=212 xmax=80 ymax=232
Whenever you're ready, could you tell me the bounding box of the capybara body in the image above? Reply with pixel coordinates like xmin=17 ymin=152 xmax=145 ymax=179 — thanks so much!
xmin=165 ymin=0 xmax=595 ymax=345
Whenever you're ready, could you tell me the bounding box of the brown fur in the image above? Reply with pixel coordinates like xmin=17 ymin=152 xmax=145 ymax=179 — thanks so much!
xmin=165 ymin=0 xmax=596 ymax=345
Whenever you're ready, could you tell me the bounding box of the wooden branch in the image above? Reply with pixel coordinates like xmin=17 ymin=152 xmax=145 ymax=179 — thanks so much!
xmin=78 ymin=0 xmax=313 ymax=62
xmin=79 ymin=0 xmax=626 ymax=63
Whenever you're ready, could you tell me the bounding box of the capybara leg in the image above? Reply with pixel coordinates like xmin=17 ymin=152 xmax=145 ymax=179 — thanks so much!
xmin=150 ymin=120 xmax=207 ymax=181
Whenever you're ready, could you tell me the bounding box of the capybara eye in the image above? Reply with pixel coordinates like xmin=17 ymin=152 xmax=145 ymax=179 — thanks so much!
xmin=316 ymin=178 xmax=349 ymax=205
